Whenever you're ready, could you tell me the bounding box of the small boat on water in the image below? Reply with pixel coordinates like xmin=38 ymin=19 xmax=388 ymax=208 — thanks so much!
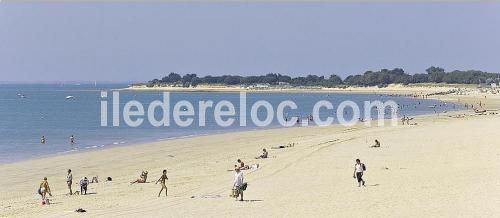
xmin=65 ymin=95 xmax=75 ymax=100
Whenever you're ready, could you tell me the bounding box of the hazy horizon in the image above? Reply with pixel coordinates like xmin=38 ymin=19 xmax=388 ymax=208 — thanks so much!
xmin=1 ymin=2 xmax=499 ymax=82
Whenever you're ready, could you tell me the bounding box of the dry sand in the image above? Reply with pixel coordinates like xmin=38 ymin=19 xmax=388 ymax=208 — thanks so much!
xmin=1 ymin=89 xmax=500 ymax=217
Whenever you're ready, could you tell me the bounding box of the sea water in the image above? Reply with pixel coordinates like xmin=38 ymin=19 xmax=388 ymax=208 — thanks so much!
xmin=0 ymin=83 xmax=460 ymax=163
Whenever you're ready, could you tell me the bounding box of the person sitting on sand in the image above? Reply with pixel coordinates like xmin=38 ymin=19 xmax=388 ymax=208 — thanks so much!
xmin=255 ymin=148 xmax=268 ymax=159
xmin=155 ymin=169 xmax=169 ymax=197
xmin=79 ymin=177 xmax=89 ymax=195
xmin=232 ymin=168 xmax=244 ymax=201
xmin=39 ymin=177 xmax=52 ymax=200
xmin=236 ymin=159 xmax=250 ymax=170
xmin=353 ymin=159 xmax=366 ymax=187
xmin=130 ymin=171 xmax=148 ymax=184
xmin=67 ymin=169 xmax=73 ymax=195
xmin=370 ymin=140 xmax=381 ymax=148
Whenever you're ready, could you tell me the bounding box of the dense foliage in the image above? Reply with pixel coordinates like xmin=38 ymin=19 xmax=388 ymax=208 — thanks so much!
xmin=146 ymin=67 xmax=499 ymax=87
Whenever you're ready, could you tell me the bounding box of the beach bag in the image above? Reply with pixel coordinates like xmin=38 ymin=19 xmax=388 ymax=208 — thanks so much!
xmin=240 ymin=182 xmax=248 ymax=191
xmin=362 ymin=164 xmax=366 ymax=171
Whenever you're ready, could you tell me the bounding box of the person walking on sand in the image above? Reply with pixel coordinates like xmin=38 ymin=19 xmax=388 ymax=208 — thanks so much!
xmin=155 ymin=169 xmax=169 ymax=197
xmin=67 ymin=169 xmax=73 ymax=195
xmin=233 ymin=168 xmax=244 ymax=201
xmin=353 ymin=159 xmax=366 ymax=187
xmin=38 ymin=177 xmax=52 ymax=200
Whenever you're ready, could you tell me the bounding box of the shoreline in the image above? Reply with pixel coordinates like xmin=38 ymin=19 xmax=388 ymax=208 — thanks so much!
xmin=0 ymin=95 xmax=463 ymax=165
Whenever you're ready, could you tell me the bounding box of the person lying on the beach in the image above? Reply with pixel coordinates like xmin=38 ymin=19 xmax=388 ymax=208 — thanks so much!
xmin=255 ymin=148 xmax=268 ymax=159
xmin=130 ymin=171 xmax=148 ymax=184
xmin=370 ymin=140 xmax=381 ymax=148
xmin=271 ymin=143 xmax=295 ymax=149
xmin=38 ymin=177 xmax=52 ymax=200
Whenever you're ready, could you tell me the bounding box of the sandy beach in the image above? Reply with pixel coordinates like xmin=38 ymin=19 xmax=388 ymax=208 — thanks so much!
xmin=124 ymin=83 xmax=471 ymax=94
xmin=1 ymin=89 xmax=500 ymax=217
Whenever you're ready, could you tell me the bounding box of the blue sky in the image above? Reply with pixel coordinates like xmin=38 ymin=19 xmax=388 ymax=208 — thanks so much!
xmin=1 ymin=2 xmax=499 ymax=82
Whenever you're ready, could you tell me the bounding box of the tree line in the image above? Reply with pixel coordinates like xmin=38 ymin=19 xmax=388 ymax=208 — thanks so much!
xmin=145 ymin=67 xmax=500 ymax=88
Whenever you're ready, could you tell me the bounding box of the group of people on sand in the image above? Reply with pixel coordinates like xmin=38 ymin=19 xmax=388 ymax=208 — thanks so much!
xmin=129 ymin=169 xmax=169 ymax=197
xmin=465 ymin=101 xmax=487 ymax=110
xmin=65 ymin=169 xmax=93 ymax=196
xmin=401 ymin=116 xmax=414 ymax=125
xmin=38 ymin=169 xmax=102 ymax=203
xmin=36 ymin=141 xmax=367 ymax=205
xmin=230 ymin=147 xmax=273 ymax=201
xmin=39 ymin=168 xmax=169 ymax=204
xmin=40 ymin=135 xmax=76 ymax=145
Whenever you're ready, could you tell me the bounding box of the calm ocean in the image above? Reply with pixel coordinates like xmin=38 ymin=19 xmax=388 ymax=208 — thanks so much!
xmin=0 ymin=83 xmax=460 ymax=163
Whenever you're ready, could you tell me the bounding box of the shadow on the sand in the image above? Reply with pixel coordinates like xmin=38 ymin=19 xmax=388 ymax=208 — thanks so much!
xmin=81 ymin=192 xmax=97 ymax=195
xmin=242 ymin=199 xmax=264 ymax=202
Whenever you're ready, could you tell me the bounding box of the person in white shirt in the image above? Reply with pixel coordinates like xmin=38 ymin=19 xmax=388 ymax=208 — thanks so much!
xmin=353 ymin=159 xmax=366 ymax=187
xmin=66 ymin=169 xmax=73 ymax=195
xmin=233 ymin=168 xmax=244 ymax=201
xmin=79 ymin=177 xmax=89 ymax=195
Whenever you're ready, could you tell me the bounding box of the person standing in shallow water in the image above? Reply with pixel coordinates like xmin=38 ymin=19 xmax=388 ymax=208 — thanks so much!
xmin=353 ymin=159 xmax=366 ymax=187
xmin=40 ymin=136 xmax=46 ymax=144
xmin=156 ymin=169 xmax=168 ymax=197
